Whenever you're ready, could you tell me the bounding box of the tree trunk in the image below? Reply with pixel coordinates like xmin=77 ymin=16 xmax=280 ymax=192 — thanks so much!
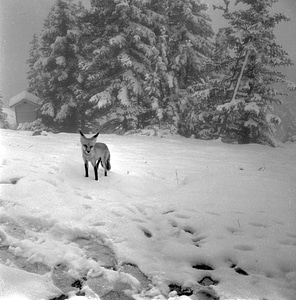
xmin=220 ymin=49 xmax=251 ymax=135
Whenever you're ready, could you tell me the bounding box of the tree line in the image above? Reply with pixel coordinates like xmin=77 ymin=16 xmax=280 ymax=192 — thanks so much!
xmin=26 ymin=0 xmax=295 ymax=145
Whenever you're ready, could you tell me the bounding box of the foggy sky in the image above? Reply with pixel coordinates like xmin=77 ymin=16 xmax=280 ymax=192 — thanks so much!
xmin=0 ymin=0 xmax=295 ymax=107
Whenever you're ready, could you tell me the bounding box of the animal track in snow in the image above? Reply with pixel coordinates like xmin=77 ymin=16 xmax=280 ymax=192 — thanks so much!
xmin=168 ymin=219 xmax=178 ymax=228
xmin=192 ymin=235 xmax=207 ymax=247
xmin=205 ymin=211 xmax=220 ymax=217
xmin=226 ymin=262 xmax=249 ymax=276
xmin=139 ymin=226 xmax=153 ymax=238
xmin=131 ymin=206 xmax=208 ymax=252
xmin=73 ymin=236 xmax=117 ymax=269
xmin=279 ymin=233 xmax=296 ymax=246
xmin=0 ymin=176 xmax=23 ymax=185
xmin=273 ymin=220 xmax=285 ymax=226
xmin=249 ymin=222 xmax=269 ymax=228
xmin=192 ymin=262 xmax=214 ymax=271
xmin=233 ymin=244 xmax=254 ymax=251
xmin=182 ymin=225 xmax=196 ymax=235
xmin=162 ymin=209 xmax=175 ymax=215
xmin=198 ymin=276 xmax=219 ymax=286
xmin=278 ymin=238 xmax=296 ymax=246
xmin=232 ymin=265 xmax=249 ymax=276
xmin=12 ymin=158 xmax=26 ymax=162
xmin=225 ymin=226 xmax=243 ymax=235
xmin=173 ymin=213 xmax=191 ymax=219
xmin=287 ymin=232 xmax=296 ymax=239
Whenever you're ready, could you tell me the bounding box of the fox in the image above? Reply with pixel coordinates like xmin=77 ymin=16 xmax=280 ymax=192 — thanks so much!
xmin=79 ymin=130 xmax=111 ymax=181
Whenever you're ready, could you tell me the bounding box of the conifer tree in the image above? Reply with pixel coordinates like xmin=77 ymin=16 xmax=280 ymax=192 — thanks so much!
xmin=85 ymin=0 xmax=214 ymax=131
xmin=145 ymin=0 xmax=214 ymax=130
xmin=27 ymin=0 xmax=87 ymax=132
xmin=84 ymin=0 xmax=158 ymax=129
xmin=212 ymin=0 xmax=295 ymax=145
xmin=27 ymin=34 xmax=43 ymax=95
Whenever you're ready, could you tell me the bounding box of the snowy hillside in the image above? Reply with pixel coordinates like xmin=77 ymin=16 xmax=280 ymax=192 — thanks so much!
xmin=0 ymin=129 xmax=295 ymax=300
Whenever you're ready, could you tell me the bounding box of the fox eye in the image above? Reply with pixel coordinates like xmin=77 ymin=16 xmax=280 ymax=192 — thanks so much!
xmin=90 ymin=146 xmax=93 ymax=149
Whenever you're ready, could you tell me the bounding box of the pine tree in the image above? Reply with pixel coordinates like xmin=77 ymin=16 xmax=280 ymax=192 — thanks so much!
xmin=145 ymin=0 xmax=214 ymax=131
xmin=84 ymin=0 xmax=158 ymax=130
xmin=27 ymin=0 xmax=87 ymax=132
xmin=84 ymin=0 xmax=214 ymax=131
xmin=212 ymin=0 xmax=295 ymax=145
xmin=27 ymin=34 xmax=43 ymax=96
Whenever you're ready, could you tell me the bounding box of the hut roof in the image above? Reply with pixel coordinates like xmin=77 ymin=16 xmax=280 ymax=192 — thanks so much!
xmin=9 ymin=91 xmax=41 ymax=108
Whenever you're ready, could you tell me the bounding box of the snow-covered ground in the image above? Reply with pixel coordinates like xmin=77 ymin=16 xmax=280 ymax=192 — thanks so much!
xmin=0 ymin=129 xmax=295 ymax=300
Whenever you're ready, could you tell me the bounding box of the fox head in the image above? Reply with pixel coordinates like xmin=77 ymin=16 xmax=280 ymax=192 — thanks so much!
xmin=79 ymin=130 xmax=99 ymax=154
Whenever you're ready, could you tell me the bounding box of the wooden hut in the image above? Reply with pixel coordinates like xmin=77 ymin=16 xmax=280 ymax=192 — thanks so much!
xmin=9 ymin=91 xmax=41 ymax=126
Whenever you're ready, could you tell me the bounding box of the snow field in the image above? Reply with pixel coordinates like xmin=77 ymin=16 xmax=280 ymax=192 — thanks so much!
xmin=0 ymin=129 xmax=296 ymax=300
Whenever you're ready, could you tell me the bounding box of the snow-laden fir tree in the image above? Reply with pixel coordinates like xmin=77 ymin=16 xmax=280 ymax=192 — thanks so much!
xmin=211 ymin=0 xmax=295 ymax=145
xmin=27 ymin=34 xmax=43 ymax=96
xmin=145 ymin=0 xmax=214 ymax=132
xmin=84 ymin=0 xmax=214 ymax=131
xmin=27 ymin=0 xmax=88 ymax=132
xmin=84 ymin=0 xmax=159 ymax=130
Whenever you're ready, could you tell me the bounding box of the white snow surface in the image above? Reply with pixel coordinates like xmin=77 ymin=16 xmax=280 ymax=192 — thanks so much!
xmin=0 ymin=129 xmax=296 ymax=300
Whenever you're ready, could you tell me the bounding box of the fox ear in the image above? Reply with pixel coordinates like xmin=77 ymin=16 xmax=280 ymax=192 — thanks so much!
xmin=92 ymin=132 xmax=99 ymax=139
xmin=79 ymin=130 xmax=85 ymax=138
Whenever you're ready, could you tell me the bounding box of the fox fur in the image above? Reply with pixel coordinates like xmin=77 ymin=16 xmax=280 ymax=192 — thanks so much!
xmin=79 ymin=130 xmax=111 ymax=180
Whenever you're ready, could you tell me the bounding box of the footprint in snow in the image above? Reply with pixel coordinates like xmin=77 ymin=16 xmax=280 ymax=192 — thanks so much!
xmin=162 ymin=209 xmax=175 ymax=215
xmin=192 ymin=235 xmax=207 ymax=248
xmin=192 ymin=262 xmax=214 ymax=271
xmin=225 ymin=261 xmax=249 ymax=276
xmin=73 ymin=236 xmax=117 ymax=269
xmin=249 ymin=222 xmax=269 ymax=228
xmin=278 ymin=238 xmax=296 ymax=247
xmin=231 ymin=264 xmax=249 ymax=276
xmin=139 ymin=225 xmax=153 ymax=238
xmin=168 ymin=218 xmax=178 ymax=228
xmin=225 ymin=226 xmax=243 ymax=235
xmin=0 ymin=176 xmax=23 ymax=185
xmin=174 ymin=213 xmax=191 ymax=219
xmin=233 ymin=244 xmax=254 ymax=251
xmin=205 ymin=211 xmax=220 ymax=217
xmin=182 ymin=225 xmax=196 ymax=235
xmin=287 ymin=232 xmax=296 ymax=239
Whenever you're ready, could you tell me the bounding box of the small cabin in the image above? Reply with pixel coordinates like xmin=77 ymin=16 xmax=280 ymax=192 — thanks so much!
xmin=9 ymin=91 xmax=41 ymax=127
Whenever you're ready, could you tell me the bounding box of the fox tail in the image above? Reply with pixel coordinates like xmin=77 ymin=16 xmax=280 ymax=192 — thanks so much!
xmin=106 ymin=155 xmax=111 ymax=171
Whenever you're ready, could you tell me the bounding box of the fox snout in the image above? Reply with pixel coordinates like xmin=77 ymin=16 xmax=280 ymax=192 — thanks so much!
xmin=84 ymin=148 xmax=91 ymax=154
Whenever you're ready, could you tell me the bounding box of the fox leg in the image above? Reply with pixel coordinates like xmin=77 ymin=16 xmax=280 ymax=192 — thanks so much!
xmin=101 ymin=160 xmax=107 ymax=176
xmin=94 ymin=158 xmax=101 ymax=181
xmin=84 ymin=161 xmax=89 ymax=177
xmin=94 ymin=165 xmax=98 ymax=181
xmin=96 ymin=158 xmax=101 ymax=169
